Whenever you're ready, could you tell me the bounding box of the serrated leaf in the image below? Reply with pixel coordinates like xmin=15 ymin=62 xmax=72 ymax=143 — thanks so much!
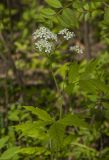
xmin=15 ymin=121 xmax=48 ymax=139
xmin=0 ymin=147 xmax=20 ymax=160
xmin=59 ymin=114 xmax=88 ymax=128
xmin=23 ymin=106 xmax=53 ymax=122
xmin=49 ymin=122 xmax=65 ymax=150
xmin=45 ymin=0 xmax=62 ymax=8
xmin=0 ymin=136 xmax=9 ymax=149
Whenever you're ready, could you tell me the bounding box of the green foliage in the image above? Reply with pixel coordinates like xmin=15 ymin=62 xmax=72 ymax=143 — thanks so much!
xmin=0 ymin=136 xmax=9 ymax=149
xmin=68 ymin=62 xmax=79 ymax=83
xmin=40 ymin=8 xmax=56 ymax=18
xmin=15 ymin=121 xmax=47 ymax=139
xmin=1 ymin=0 xmax=109 ymax=159
xmin=62 ymin=8 xmax=78 ymax=28
xmin=19 ymin=147 xmax=45 ymax=155
xmin=59 ymin=114 xmax=88 ymax=128
xmin=23 ymin=106 xmax=53 ymax=122
xmin=49 ymin=122 xmax=65 ymax=151
xmin=45 ymin=0 xmax=62 ymax=8
xmin=104 ymin=7 xmax=109 ymax=25
xmin=0 ymin=147 xmax=20 ymax=160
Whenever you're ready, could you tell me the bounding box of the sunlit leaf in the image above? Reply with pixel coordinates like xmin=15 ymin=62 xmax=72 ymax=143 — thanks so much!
xmin=0 ymin=136 xmax=9 ymax=149
xmin=49 ymin=122 xmax=65 ymax=150
xmin=0 ymin=147 xmax=20 ymax=160
xmin=23 ymin=106 xmax=53 ymax=122
xmin=59 ymin=114 xmax=88 ymax=128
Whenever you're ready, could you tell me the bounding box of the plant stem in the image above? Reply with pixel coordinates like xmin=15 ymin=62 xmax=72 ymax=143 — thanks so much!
xmin=50 ymin=63 xmax=63 ymax=119
xmin=50 ymin=139 xmax=54 ymax=160
xmin=50 ymin=64 xmax=60 ymax=94
xmin=45 ymin=54 xmax=63 ymax=119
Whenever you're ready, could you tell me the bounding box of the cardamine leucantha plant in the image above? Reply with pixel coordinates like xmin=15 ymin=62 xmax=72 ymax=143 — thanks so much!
xmin=0 ymin=0 xmax=109 ymax=160
xmin=1 ymin=26 xmax=109 ymax=160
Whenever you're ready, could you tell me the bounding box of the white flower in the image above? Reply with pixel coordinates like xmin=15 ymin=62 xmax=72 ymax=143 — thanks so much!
xmin=32 ymin=26 xmax=76 ymax=54
xmin=58 ymin=28 xmax=69 ymax=35
xmin=32 ymin=27 xmax=57 ymax=42
xmin=70 ymin=45 xmax=83 ymax=54
xmin=32 ymin=26 xmax=57 ymax=54
xmin=58 ymin=28 xmax=75 ymax=40
xmin=35 ymin=39 xmax=53 ymax=53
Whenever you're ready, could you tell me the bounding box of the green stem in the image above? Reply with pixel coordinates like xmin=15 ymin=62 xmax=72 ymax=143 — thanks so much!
xmin=50 ymin=64 xmax=60 ymax=94
xmin=50 ymin=63 xmax=62 ymax=119
xmin=46 ymin=54 xmax=62 ymax=119
xmin=49 ymin=139 xmax=54 ymax=160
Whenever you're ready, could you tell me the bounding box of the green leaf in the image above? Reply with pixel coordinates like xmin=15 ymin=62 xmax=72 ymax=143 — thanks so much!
xmin=80 ymin=59 xmax=98 ymax=80
xmin=83 ymin=3 xmax=90 ymax=11
xmin=40 ymin=8 xmax=56 ymax=18
xmin=0 ymin=147 xmax=20 ymax=160
xmin=59 ymin=114 xmax=88 ymax=128
xmin=19 ymin=147 xmax=45 ymax=155
xmin=62 ymin=8 xmax=73 ymax=24
xmin=45 ymin=0 xmax=62 ymax=8
xmin=62 ymin=8 xmax=78 ymax=28
xmin=94 ymin=79 xmax=109 ymax=93
xmin=55 ymin=63 xmax=68 ymax=79
xmin=72 ymin=142 xmax=98 ymax=153
xmin=104 ymin=7 xmax=109 ymax=25
xmin=15 ymin=121 xmax=48 ymax=139
xmin=57 ymin=15 xmax=69 ymax=27
xmin=23 ymin=106 xmax=53 ymax=122
xmin=65 ymin=83 xmax=75 ymax=95
xmin=8 ymin=110 xmax=19 ymax=121
xmin=49 ymin=122 xmax=65 ymax=150
xmin=68 ymin=62 xmax=79 ymax=83
xmin=79 ymin=79 xmax=97 ymax=93
xmin=0 ymin=136 xmax=9 ymax=149
xmin=79 ymin=79 xmax=108 ymax=94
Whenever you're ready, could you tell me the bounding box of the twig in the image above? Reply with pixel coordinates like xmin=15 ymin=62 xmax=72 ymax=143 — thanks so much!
xmin=103 ymin=2 xmax=109 ymax=7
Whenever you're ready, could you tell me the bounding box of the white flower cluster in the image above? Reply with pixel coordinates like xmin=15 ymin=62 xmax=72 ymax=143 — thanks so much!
xmin=35 ymin=39 xmax=53 ymax=53
xmin=33 ymin=26 xmax=57 ymax=41
xmin=70 ymin=45 xmax=83 ymax=54
xmin=32 ymin=27 xmax=83 ymax=55
xmin=32 ymin=27 xmax=57 ymax=54
xmin=58 ymin=28 xmax=75 ymax=40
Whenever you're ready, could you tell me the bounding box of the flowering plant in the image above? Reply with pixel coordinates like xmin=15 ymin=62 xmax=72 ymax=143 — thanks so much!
xmin=32 ymin=26 xmax=83 ymax=55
